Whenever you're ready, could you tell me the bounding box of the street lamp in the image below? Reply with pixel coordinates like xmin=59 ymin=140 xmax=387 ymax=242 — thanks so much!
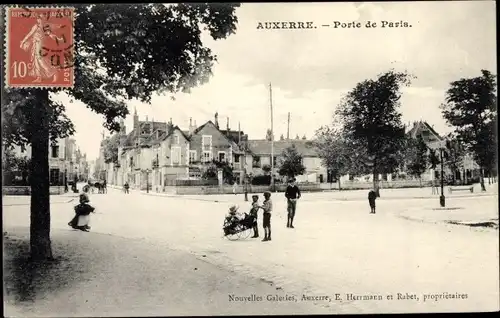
xmin=439 ymin=141 xmax=446 ymax=207
xmin=146 ymin=168 xmax=151 ymax=193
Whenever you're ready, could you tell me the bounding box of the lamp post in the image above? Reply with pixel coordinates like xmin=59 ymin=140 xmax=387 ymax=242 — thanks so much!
xmin=146 ymin=168 xmax=151 ymax=193
xmin=439 ymin=143 xmax=446 ymax=207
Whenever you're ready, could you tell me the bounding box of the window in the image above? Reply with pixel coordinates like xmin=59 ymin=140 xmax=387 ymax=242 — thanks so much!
xmin=51 ymin=145 xmax=59 ymax=158
xmin=203 ymin=151 xmax=211 ymax=163
xmin=234 ymin=155 xmax=240 ymax=163
xmin=173 ymin=135 xmax=180 ymax=145
xmin=202 ymin=135 xmax=212 ymax=151
xmin=252 ymin=156 xmax=260 ymax=168
xmin=189 ymin=150 xmax=197 ymax=163
xmin=218 ymin=151 xmax=226 ymax=162
xmin=171 ymin=147 xmax=181 ymax=164
xmin=49 ymin=168 xmax=60 ymax=185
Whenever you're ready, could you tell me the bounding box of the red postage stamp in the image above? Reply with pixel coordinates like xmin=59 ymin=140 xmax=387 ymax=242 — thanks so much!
xmin=5 ymin=7 xmax=75 ymax=88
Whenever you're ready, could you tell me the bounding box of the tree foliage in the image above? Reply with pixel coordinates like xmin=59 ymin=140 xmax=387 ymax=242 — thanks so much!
xmin=1 ymin=3 xmax=240 ymax=260
xmin=262 ymin=164 xmax=272 ymax=175
xmin=265 ymin=129 xmax=274 ymax=141
xmin=202 ymin=160 xmax=235 ymax=184
xmin=102 ymin=134 xmax=120 ymax=164
xmin=428 ymin=148 xmax=440 ymax=170
xmin=443 ymin=134 xmax=465 ymax=182
xmin=313 ymin=126 xmax=350 ymax=180
xmin=440 ymin=70 xmax=497 ymax=189
xmin=335 ymin=69 xmax=413 ymax=194
xmin=405 ymin=135 xmax=428 ymax=179
xmin=2 ymin=148 xmax=31 ymax=173
xmin=278 ymin=144 xmax=306 ymax=178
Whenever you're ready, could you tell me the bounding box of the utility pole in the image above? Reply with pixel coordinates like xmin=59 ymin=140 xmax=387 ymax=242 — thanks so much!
xmin=287 ymin=112 xmax=291 ymax=140
xmin=238 ymin=122 xmax=241 ymax=144
xmin=269 ymin=82 xmax=275 ymax=192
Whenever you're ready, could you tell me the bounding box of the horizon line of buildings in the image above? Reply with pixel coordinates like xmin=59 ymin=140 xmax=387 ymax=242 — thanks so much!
xmin=95 ymin=110 xmax=480 ymax=191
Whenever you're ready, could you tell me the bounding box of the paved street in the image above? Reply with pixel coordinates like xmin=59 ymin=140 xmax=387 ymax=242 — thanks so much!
xmin=3 ymin=185 xmax=499 ymax=314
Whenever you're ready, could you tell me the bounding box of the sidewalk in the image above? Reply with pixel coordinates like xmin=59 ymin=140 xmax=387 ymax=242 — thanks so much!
xmin=2 ymin=193 xmax=79 ymax=207
xmin=141 ymin=183 xmax=498 ymax=203
xmin=3 ymin=227 xmax=328 ymax=317
xmin=396 ymin=196 xmax=499 ymax=230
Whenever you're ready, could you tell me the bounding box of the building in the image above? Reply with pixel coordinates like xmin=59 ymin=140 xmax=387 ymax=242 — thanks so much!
xmin=244 ymin=139 xmax=327 ymax=183
xmin=405 ymin=120 xmax=480 ymax=183
xmin=8 ymin=137 xmax=73 ymax=186
xmin=107 ymin=111 xmax=248 ymax=189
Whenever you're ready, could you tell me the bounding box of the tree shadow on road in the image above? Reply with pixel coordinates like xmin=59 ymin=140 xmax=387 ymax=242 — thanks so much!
xmin=3 ymin=229 xmax=86 ymax=306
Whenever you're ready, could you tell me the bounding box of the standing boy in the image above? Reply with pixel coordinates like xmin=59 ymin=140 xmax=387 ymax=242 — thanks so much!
xmin=249 ymin=195 xmax=260 ymax=238
xmin=368 ymin=189 xmax=377 ymax=214
xmin=260 ymin=191 xmax=273 ymax=241
xmin=285 ymin=178 xmax=301 ymax=228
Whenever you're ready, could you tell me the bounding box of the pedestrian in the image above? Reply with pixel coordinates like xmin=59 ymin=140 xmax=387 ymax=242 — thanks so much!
xmin=124 ymin=181 xmax=130 ymax=194
xmin=69 ymin=188 xmax=95 ymax=231
xmin=103 ymin=179 xmax=107 ymax=194
xmin=285 ymin=177 xmax=301 ymax=228
xmin=260 ymin=191 xmax=273 ymax=241
xmin=368 ymin=189 xmax=377 ymax=214
xmin=249 ymin=195 xmax=260 ymax=238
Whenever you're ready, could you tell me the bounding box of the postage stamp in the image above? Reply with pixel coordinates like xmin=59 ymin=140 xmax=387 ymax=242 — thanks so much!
xmin=5 ymin=7 xmax=74 ymax=89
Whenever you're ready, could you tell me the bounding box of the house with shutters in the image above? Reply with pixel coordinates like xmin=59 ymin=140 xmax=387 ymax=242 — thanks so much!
xmin=244 ymin=139 xmax=328 ymax=183
xmin=187 ymin=113 xmax=247 ymax=184
xmin=149 ymin=126 xmax=191 ymax=191
xmin=109 ymin=111 xmax=248 ymax=190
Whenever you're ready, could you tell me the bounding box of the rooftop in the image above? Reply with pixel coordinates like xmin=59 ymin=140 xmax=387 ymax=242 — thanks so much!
xmin=246 ymin=139 xmax=317 ymax=157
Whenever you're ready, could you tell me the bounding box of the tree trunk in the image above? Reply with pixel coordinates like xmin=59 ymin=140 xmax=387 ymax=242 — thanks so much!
xmin=419 ymin=176 xmax=422 ymax=188
xmin=480 ymin=168 xmax=486 ymax=191
xmin=372 ymin=170 xmax=380 ymax=197
xmin=338 ymin=175 xmax=342 ymax=191
xmin=29 ymin=90 xmax=53 ymax=260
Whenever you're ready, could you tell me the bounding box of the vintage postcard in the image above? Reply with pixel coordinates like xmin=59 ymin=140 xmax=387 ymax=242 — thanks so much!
xmin=2 ymin=1 xmax=498 ymax=316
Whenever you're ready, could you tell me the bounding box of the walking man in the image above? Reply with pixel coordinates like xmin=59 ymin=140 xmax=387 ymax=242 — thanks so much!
xmin=368 ymin=189 xmax=377 ymax=214
xmin=285 ymin=177 xmax=301 ymax=228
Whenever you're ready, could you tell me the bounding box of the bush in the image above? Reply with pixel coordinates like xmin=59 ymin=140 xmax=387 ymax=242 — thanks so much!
xmin=251 ymin=175 xmax=271 ymax=185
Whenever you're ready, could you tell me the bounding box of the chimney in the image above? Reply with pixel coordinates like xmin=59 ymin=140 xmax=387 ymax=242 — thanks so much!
xmin=214 ymin=112 xmax=219 ymax=129
xmin=226 ymin=117 xmax=230 ymax=132
xmin=189 ymin=117 xmax=195 ymax=135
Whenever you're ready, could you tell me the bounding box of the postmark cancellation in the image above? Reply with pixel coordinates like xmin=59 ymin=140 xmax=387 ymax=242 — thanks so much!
xmin=4 ymin=6 xmax=75 ymax=89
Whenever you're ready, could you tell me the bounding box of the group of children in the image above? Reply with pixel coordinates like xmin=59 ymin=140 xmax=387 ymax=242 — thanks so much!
xmin=226 ymin=191 xmax=273 ymax=241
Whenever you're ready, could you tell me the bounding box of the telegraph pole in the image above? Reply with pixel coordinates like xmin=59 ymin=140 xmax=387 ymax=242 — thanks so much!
xmin=287 ymin=112 xmax=290 ymax=140
xmin=269 ymin=83 xmax=275 ymax=192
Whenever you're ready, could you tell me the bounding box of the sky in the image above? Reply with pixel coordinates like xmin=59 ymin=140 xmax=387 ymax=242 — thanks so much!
xmin=53 ymin=1 xmax=497 ymax=160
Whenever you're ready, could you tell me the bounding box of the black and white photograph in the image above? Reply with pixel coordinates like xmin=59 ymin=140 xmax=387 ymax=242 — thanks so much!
xmin=2 ymin=1 xmax=498 ymax=316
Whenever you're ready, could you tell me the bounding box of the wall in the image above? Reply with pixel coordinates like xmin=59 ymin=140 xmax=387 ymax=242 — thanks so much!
xmin=3 ymin=186 xmax=66 ymax=195
xmin=189 ymin=122 xmax=234 ymax=164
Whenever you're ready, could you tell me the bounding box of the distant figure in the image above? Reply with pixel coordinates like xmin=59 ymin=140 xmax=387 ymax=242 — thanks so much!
xmin=285 ymin=178 xmax=301 ymax=228
xmin=368 ymin=189 xmax=377 ymax=214
xmin=260 ymin=191 xmax=273 ymax=242
xmin=103 ymin=180 xmax=107 ymax=194
xmin=124 ymin=182 xmax=130 ymax=194
xmin=232 ymin=181 xmax=237 ymax=195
